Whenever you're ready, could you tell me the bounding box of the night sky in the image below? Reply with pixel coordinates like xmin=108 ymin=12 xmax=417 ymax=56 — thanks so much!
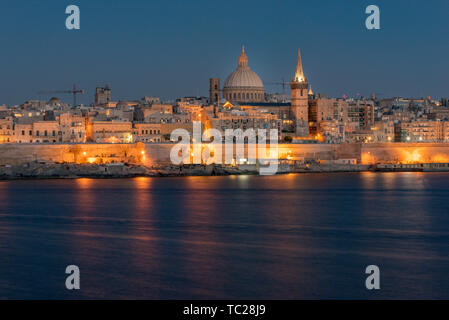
xmin=0 ymin=0 xmax=448 ymax=105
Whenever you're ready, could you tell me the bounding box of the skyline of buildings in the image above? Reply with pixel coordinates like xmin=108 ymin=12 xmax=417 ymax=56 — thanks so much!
xmin=1 ymin=41 xmax=446 ymax=107
xmin=0 ymin=46 xmax=449 ymax=146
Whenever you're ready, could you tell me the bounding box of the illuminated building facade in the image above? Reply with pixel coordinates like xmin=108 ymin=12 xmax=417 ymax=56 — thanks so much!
xmin=0 ymin=117 xmax=13 ymax=143
xmin=133 ymin=123 xmax=162 ymax=143
xmin=290 ymin=49 xmax=309 ymax=137
xmin=13 ymin=113 xmax=86 ymax=143
xmin=394 ymin=120 xmax=443 ymax=142
xmin=90 ymin=121 xmax=133 ymax=143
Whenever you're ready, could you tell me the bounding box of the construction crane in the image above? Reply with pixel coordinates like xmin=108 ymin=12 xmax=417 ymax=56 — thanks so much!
xmin=38 ymin=84 xmax=85 ymax=107
xmin=265 ymin=79 xmax=291 ymax=95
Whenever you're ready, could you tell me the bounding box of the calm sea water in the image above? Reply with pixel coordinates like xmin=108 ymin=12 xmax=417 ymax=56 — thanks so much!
xmin=1 ymin=172 xmax=449 ymax=299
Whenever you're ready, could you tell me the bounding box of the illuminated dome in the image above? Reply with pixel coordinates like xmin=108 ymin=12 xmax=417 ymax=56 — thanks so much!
xmin=223 ymin=46 xmax=264 ymax=102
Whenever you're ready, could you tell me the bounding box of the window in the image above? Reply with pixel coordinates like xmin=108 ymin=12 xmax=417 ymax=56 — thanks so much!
xmin=44 ymin=130 xmax=48 ymax=136
xmin=36 ymin=130 xmax=40 ymax=136
xmin=22 ymin=130 xmax=25 ymax=135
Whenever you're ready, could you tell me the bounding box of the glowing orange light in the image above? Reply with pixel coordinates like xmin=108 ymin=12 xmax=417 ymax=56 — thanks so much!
xmin=105 ymin=136 xmax=120 ymax=143
xmin=402 ymin=149 xmax=422 ymax=164
xmin=314 ymin=133 xmax=324 ymax=142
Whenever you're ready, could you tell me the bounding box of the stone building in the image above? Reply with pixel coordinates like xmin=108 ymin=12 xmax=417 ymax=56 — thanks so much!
xmin=90 ymin=121 xmax=133 ymax=143
xmin=211 ymin=107 xmax=280 ymax=137
xmin=309 ymin=98 xmax=348 ymax=141
xmin=224 ymin=101 xmax=291 ymax=134
xmin=132 ymin=123 xmax=162 ymax=143
xmin=13 ymin=112 xmax=86 ymax=144
xmin=58 ymin=113 xmax=86 ymax=143
xmin=209 ymin=78 xmax=220 ymax=104
xmin=394 ymin=120 xmax=443 ymax=142
xmin=95 ymin=85 xmax=111 ymax=106
xmin=15 ymin=121 xmax=59 ymax=143
xmin=0 ymin=117 xmax=14 ymax=143
xmin=347 ymin=100 xmax=375 ymax=131
xmin=371 ymin=121 xmax=394 ymax=142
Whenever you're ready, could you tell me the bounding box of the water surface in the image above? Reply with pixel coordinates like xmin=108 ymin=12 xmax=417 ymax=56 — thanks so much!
xmin=1 ymin=172 xmax=449 ymax=299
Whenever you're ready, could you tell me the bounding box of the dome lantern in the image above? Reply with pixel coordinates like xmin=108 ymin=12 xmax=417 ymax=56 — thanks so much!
xmin=238 ymin=45 xmax=249 ymax=68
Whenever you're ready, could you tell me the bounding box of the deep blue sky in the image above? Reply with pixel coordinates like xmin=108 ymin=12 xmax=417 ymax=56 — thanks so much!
xmin=0 ymin=0 xmax=448 ymax=105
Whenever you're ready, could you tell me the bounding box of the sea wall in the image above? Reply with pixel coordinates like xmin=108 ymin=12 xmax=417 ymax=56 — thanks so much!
xmin=361 ymin=143 xmax=449 ymax=164
xmin=0 ymin=143 xmax=146 ymax=165
xmin=2 ymin=142 xmax=449 ymax=166
xmin=0 ymin=143 xmax=336 ymax=166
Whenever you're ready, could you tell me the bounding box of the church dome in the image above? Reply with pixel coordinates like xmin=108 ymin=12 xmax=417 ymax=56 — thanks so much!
xmin=48 ymin=97 xmax=61 ymax=106
xmin=223 ymin=46 xmax=264 ymax=102
xmin=224 ymin=68 xmax=264 ymax=89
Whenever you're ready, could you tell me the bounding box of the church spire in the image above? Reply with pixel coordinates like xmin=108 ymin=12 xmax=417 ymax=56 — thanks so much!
xmin=293 ymin=48 xmax=306 ymax=83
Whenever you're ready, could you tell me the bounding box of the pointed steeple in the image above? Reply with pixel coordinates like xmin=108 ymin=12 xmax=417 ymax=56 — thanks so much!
xmin=293 ymin=48 xmax=306 ymax=83
xmin=308 ymin=85 xmax=313 ymax=95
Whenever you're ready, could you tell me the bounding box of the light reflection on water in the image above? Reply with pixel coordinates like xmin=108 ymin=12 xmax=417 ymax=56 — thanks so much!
xmin=1 ymin=173 xmax=449 ymax=299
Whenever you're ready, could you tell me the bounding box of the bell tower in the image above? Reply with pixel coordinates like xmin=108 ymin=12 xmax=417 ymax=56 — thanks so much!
xmin=290 ymin=48 xmax=309 ymax=137
xmin=209 ymin=78 xmax=220 ymax=104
